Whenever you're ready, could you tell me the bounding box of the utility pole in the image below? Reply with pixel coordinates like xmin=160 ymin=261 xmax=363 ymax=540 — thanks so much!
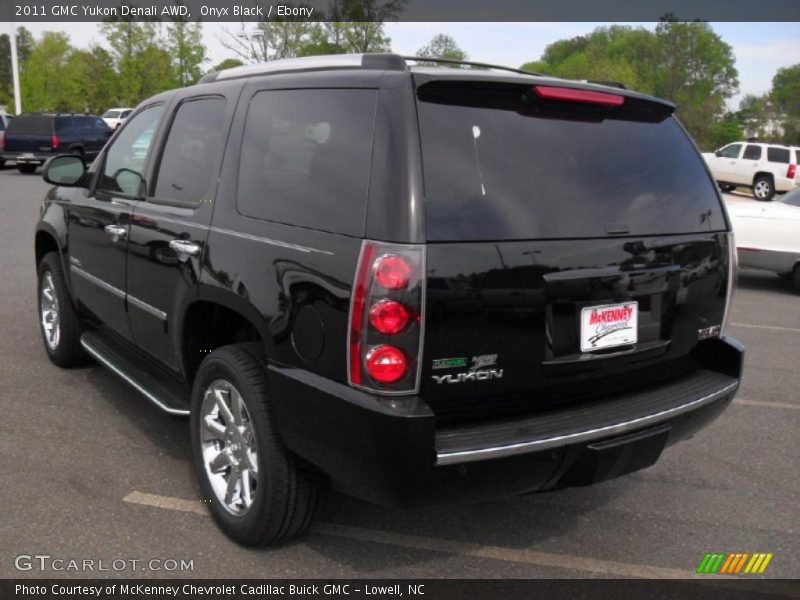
xmin=9 ymin=22 xmax=22 ymax=114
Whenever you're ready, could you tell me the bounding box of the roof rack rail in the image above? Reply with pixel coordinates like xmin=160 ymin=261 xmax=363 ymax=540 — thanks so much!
xmin=403 ymin=56 xmax=544 ymax=77
xmin=199 ymin=53 xmax=406 ymax=84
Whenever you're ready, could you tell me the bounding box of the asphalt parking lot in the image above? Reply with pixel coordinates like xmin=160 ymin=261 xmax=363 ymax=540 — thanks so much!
xmin=1 ymin=166 xmax=797 ymax=580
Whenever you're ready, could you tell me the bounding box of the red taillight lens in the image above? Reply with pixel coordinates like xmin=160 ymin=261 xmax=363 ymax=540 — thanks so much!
xmin=788 ymin=164 xmax=797 ymax=179
xmin=365 ymin=345 xmax=407 ymax=383
xmin=374 ymin=254 xmax=412 ymax=290
xmin=51 ymin=134 xmax=60 ymax=150
xmin=369 ymin=299 xmax=410 ymax=335
xmin=533 ymin=85 xmax=625 ymax=106
xmin=348 ymin=241 xmax=425 ymax=393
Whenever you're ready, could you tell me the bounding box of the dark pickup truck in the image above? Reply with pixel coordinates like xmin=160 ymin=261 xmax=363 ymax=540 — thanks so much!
xmin=34 ymin=53 xmax=743 ymax=546
xmin=3 ymin=113 xmax=111 ymax=173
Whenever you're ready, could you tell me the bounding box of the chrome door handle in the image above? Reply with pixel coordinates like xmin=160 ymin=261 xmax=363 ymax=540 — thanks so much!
xmin=104 ymin=224 xmax=127 ymax=241
xmin=169 ymin=239 xmax=201 ymax=258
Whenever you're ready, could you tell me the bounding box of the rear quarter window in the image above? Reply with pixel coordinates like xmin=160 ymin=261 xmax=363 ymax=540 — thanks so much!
xmin=6 ymin=115 xmax=53 ymax=136
xmin=416 ymin=81 xmax=727 ymax=241
xmin=236 ymin=89 xmax=377 ymax=237
xmin=767 ymin=147 xmax=790 ymax=163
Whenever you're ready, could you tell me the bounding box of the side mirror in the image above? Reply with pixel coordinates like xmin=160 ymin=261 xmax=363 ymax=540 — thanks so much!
xmin=714 ymin=150 xmax=722 ymax=157
xmin=42 ymin=155 xmax=87 ymax=187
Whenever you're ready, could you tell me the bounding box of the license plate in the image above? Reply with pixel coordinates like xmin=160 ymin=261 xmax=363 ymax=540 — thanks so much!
xmin=580 ymin=301 xmax=638 ymax=352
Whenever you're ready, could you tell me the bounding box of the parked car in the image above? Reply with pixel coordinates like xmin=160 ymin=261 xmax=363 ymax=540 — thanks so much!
xmin=703 ymin=142 xmax=799 ymax=201
xmin=101 ymin=108 xmax=134 ymax=130
xmin=0 ymin=112 xmax=12 ymax=167
xmin=2 ymin=113 xmax=112 ymax=174
xmin=728 ymin=186 xmax=800 ymax=291
xmin=34 ymin=53 xmax=743 ymax=546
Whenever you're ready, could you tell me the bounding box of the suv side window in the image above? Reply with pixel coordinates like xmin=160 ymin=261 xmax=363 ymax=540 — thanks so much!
xmin=743 ymin=145 xmax=762 ymax=160
xmin=97 ymin=105 xmax=164 ymax=197
xmin=767 ymin=147 xmax=790 ymax=163
xmin=152 ymin=97 xmax=227 ymax=205
xmin=719 ymin=144 xmax=742 ymax=158
xmin=236 ymin=89 xmax=377 ymax=236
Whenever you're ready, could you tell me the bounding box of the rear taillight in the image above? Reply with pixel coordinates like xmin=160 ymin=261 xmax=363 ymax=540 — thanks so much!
xmin=533 ymin=85 xmax=625 ymax=106
xmin=788 ymin=164 xmax=796 ymax=180
xmin=721 ymin=231 xmax=737 ymax=335
xmin=51 ymin=134 xmax=60 ymax=150
xmin=348 ymin=241 xmax=425 ymax=394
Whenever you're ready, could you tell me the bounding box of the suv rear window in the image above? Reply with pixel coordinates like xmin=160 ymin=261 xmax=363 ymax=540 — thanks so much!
xmin=416 ymin=81 xmax=727 ymax=241
xmin=236 ymin=89 xmax=377 ymax=237
xmin=767 ymin=147 xmax=790 ymax=163
xmin=5 ymin=114 xmax=53 ymax=136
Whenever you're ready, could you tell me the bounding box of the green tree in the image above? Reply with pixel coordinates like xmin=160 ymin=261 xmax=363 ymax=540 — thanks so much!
xmin=769 ymin=64 xmax=800 ymax=143
xmin=63 ymin=46 xmax=119 ymax=113
xmin=212 ymin=58 xmax=245 ymax=72
xmin=416 ymin=34 xmax=467 ymax=62
xmin=167 ymin=17 xmax=207 ymax=86
xmin=20 ymin=31 xmax=73 ymax=111
xmin=707 ymin=114 xmax=743 ymax=149
xmin=0 ymin=35 xmax=11 ymax=108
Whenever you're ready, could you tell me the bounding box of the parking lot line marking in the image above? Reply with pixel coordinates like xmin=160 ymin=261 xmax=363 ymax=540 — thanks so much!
xmin=731 ymin=322 xmax=800 ymax=334
xmin=122 ymin=490 xmax=698 ymax=579
xmin=123 ymin=490 xmax=208 ymax=516
xmin=734 ymin=398 xmax=800 ymax=411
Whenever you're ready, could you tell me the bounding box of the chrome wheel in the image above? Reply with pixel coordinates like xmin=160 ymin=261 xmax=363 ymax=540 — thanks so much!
xmin=200 ymin=379 xmax=259 ymax=516
xmin=40 ymin=272 xmax=60 ymax=350
xmin=754 ymin=179 xmax=771 ymax=199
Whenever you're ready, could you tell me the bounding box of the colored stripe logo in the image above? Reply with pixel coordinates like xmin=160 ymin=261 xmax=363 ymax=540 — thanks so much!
xmin=696 ymin=552 xmax=773 ymax=574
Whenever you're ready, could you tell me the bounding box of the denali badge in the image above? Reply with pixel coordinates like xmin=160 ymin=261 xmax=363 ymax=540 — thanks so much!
xmin=432 ymin=354 xmax=503 ymax=384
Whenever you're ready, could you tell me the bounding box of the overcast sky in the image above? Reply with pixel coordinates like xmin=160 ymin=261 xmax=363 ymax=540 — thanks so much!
xmin=9 ymin=21 xmax=800 ymax=109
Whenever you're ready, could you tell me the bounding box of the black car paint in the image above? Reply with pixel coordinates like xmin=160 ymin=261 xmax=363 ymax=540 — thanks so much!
xmin=35 ymin=66 xmax=743 ymax=506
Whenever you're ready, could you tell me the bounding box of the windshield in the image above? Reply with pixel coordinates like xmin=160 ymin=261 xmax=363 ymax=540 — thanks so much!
xmin=416 ymin=81 xmax=727 ymax=241
xmin=103 ymin=110 xmax=120 ymax=118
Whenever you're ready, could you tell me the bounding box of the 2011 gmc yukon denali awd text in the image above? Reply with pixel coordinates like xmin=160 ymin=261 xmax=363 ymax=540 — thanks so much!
xmin=34 ymin=54 xmax=743 ymax=546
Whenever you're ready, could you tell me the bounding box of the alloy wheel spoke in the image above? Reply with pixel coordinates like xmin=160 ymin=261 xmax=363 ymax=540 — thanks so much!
xmin=214 ymin=388 xmax=235 ymax=426
xmin=203 ymin=415 xmax=226 ymax=439
xmin=232 ymin=390 xmax=245 ymax=426
xmin=224 ymin=469 xmax=239 ymax=505
xmin=241 ymin=469 xmax=252 ymax=507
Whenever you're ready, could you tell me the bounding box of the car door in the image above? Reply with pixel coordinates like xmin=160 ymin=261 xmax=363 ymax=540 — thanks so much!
xmin=713 ymin=143 xmax=743 ymax=183
xmin=67 ymin=104 xmax=165 ymax=339
xmin=737 ymin=144 xmax=763 ymax=185
xmin=126 ymin=93 xmax=234 ymax=371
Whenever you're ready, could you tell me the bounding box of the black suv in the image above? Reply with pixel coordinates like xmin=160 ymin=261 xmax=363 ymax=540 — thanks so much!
xmin=3 ymin=112 xmax=111 ymax=173
xmin=34 ymin=54 xmax=743 ymax=546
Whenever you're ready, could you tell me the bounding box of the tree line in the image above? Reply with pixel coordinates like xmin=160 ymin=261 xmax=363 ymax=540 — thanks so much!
xmin=0 ymin=17 xmax=796 ymax=150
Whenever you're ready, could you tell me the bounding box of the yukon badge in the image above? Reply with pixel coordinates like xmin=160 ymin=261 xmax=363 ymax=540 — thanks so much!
xmin=431 ymin=354 xmax=503 ymax=384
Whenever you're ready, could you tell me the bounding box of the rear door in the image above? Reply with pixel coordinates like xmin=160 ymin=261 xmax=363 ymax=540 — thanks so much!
xmin=126 ymin=93 xmax=234 ymax=371
xmin=736 ymin=144 xmax=763 ymax=185
xmin=414 ymin=79 xmax=731 ymax=423
xmin=67 ymin=104 xmax=164 ymax=338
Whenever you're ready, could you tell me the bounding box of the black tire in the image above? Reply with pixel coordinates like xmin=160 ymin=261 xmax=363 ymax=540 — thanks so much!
xmin=37 ymin=252 xmax=87 ymax=367
xmin=17 ymin=164 xmax=37 ymax=174
xmin=752 ymin=175 xmax=775 ymax=201
xmin=190 ymin=343 xmax=324 ymax=546
xmin=718 ymin=183 xmax=735 ymax=192
xmin=793 ymin=264 xmax=800 ymax=294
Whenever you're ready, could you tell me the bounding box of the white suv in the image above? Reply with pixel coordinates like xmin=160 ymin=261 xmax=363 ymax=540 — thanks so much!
xmin=703 ymin=142 xmax=799 ymax=201
xmin=101 ymin=108 xmax=134 ymax=130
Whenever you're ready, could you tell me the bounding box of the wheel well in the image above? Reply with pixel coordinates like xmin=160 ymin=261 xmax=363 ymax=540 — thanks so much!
xmin=182 ymin=301 xmax=264 ymax=380
xmin=753 ymin=172 xmax=774 ymax=184
xmin=35 ymin=231 xmax=59 ymax=268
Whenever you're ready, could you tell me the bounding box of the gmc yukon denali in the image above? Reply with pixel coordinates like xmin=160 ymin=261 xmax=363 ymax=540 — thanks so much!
xmin=34 ymin=54 xmax=743 ymax=546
